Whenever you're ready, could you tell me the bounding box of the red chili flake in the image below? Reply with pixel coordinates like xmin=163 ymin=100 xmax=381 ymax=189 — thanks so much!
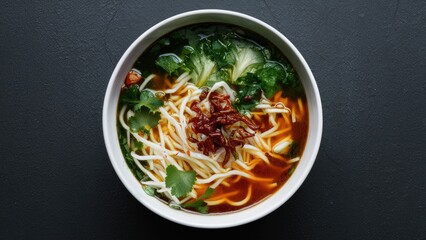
xmin=125 ymin=68 xmax=142 ymax=86
xmin=188 ymin=90 xmax=259 ymax=166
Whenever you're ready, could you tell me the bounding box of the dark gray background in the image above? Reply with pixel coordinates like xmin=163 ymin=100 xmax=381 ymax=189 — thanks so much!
xmin=1 ymin=0 xmax=425 ymax=239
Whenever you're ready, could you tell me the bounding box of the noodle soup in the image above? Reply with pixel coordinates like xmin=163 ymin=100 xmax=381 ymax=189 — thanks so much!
xmin=116 ymin=24 xmax=308 ymax=214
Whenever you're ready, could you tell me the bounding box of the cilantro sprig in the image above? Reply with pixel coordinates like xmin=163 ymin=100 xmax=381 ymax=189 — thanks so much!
xmin=120 ymin=85 xmax=164 ymax=134
xmin=128 ymin=107 xmax=161 ymax=133
xmin=183 ymin=187 xmax=214 ymax=214
xmin=121 ymin=85 xmax=164 ymax=112
xmin=164 ymin=165 xmax=215 ymax=213
xmin=134 ymin=90 xmax=164 ymax=112
xmin=165 ymin=165 xmax=196 ymax=198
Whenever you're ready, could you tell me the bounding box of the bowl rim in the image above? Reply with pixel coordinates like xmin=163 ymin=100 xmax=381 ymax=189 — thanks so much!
xmin=103 ymin=9 xmax=322 ymax=228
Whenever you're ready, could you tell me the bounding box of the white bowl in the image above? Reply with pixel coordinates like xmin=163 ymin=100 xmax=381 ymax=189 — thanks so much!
xmin=103 ymin=9 xmax=322 ymax=228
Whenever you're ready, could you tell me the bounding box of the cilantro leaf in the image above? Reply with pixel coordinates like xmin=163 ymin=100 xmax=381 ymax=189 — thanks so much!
xmin=155 ymin=53 xmax=184 ymax=75
xmin=128 ymin=107 xmax=161 ymax=133
xmin=134 ymin=90 xmax=164 ymax=112
xmin=120 ymin=87 xmax=164 ymax=113
xmin=132 ymin=141 xmax=143 ymax=151
xmin=208 ymin=39 xmax=235 ymax=69
xmin=285 ymin=141 xmax=299 ymax=158
xmin=283 ymin=65 xmax=297 ymax=87
xmin=197 ymin=205 xmax=209 ymax=214
xmin=233 ymin=86 xmax=261 ymax=113
xmin=183 ymin=187 xmax=214 ymax=214
xmin=169 ymin=28 xmax=200 ymax=48
xmin=165 ymin=165 xmax=196 ymax=198
xmin=288 ymin=165 xmax=296 ymax=176
xmin=233 ymin=62 xmax=287 ymax=112
xmin=120 ymin=85 xmax=140 ymax=103
xmin=281 ymin=65 xmax=304 ymax=99
xmin=233 ymin=73 xmax=262 ymax=113
xmin=257 ymin=62 xmax=285 ymax=98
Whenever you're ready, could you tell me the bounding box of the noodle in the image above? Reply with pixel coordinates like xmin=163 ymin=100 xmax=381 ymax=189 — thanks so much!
xmin=117 ymin=24 xmax=309 ymax=214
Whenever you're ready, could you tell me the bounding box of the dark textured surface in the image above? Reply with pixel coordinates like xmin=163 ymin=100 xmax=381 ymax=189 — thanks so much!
xmin=1 ymin=0 xmax=425 ymax=239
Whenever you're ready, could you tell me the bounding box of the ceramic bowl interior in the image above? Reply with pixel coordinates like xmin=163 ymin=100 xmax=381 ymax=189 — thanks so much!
xmin=103 ymin=9 xmax=322 ymax=228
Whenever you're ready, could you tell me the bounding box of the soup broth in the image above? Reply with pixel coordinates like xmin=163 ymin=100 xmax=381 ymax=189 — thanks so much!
xmin=117 ymin=24 xmax=308 ymax=214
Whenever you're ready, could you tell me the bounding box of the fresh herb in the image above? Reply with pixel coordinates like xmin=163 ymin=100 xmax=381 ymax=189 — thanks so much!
xmin=128 ymin=107 xmax=161 ymax=134
xmin=133 ymin=90 xmax=164 ymax=112
xmin=120 ymin=85 xmax=140 ymax=104
xmin=121 ymin=86 xmax=164 ymax=112
xmin=183 ymin=187 xmax=214 ymax=214
xmin=169 ymin=28 xmax=200 ymax=48
xmin=207 ymin=38 xmax=235 ymax=69
xmin=132 ymin=141 xmax=143 ymax=152
xmin=196 ymin=205 xmax=208 ymax=214
xmin=286 ymin=141 xmax=299 ymax=158
xmin=155 ymin=53 xmax=184 ymax=75
xmin=283 ymin=65 xmax=297 ymax=87
xmin=232 ymin=73 xmax=262 ymax=113
xmin=165 ymin=165 xmax=196 ymax=198
xmin=288 ymin=165 xmax=296 ymax=176
xmin=120 ymin=85 xmax=163 ymax=134
xmin=281 ymin=65 xmax=304 ymax=99
xmin=206 ymin=69 xmax=230 ymax=87
xmin=153 ymin=27 xmax=303 ymax=104
xmin=117 ymin=126 xmax=145 ymax=181
xmin=143 ymin=186 xmax=156 ymax=196
xmin=257 ymin=62 xmax=286 ymax=98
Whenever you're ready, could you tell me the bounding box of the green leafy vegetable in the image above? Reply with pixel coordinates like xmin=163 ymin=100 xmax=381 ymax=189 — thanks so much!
xmin=158 ymin=38 xmax=170 ymax=46
xmin=152 ymin=27 xmax=303 ymax=105
xmin=154 ymin=32 xmax=265 ymax=88
xmin=183 ymin=187 xmax=214 ymax=214
xmin=120 ymin=85 xmax=164 ymax=112
xmin=132 ymin=141 xmax=143 ymax=151
xmin=232 ymin=62 xmax=291 ymax=112
xmin=196 ymin=205 xmax=208 ymax=214
xmin=165 ymin=165 xmax=196 ymax=198
xmin=208 ymin=38 xmax=235 ymax=69
xmin=257 ymin=62 xmax=286 ymax=98
xmin=283 ymin=65 xmax=297 ymax=86
xmin=185 ymin=42 xmax=217 ymax=87
xmin=233 ymin=87 xmax=261 ymax=113
xmin=206 ymin=69 xmax=230 ymax=87
xmin=128 ymin=107 xmax=161 ymax=133
xmin=232 ymin=73 xmax=262 ymax=113
xmin=134 ymin=90 xmax=164 ymax=112
xmin=169 ymin=28 xmax=200 ymax=48
xmin=286 ymin=141 xmax=299 ymax=158
xmin=120 ymin=85 xmax=140 ymax=104
xmin=117 ymin=126 xmax=145 ymax=181
xmin=281 ymin=65 xmax=304 ymax=98
xmin=155 ymin=53 xmax=184 ymax=75
xmin=228 ymin=39 xmax=265 ymax=83
xmin=143 ymin=186 xmax=156 ymax=196
xmin=288 ymin=165 xmax=296 ymax=176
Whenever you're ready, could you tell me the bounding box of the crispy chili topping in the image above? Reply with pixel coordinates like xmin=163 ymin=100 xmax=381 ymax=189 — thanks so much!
xmin=188 ymin=90 xmax=259 ymax=166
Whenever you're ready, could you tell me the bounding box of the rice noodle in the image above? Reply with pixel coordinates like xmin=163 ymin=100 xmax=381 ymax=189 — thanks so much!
xmin=118 ymin=73 xmax=306 ymax=211
xmin=119 ymin=105 xmax=130 ymax=131
xmin=200 ymin=81 xmax=236 ymax=102
xmin=205 ymin=185 xmax=252 ymax=206
xmin=165 ymin=73 xmax=190 ymax=94
xmin=196 ymin=170 xmax=251 ymax=184
xmin=139 ymin=74 xmax=156 ymax=91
